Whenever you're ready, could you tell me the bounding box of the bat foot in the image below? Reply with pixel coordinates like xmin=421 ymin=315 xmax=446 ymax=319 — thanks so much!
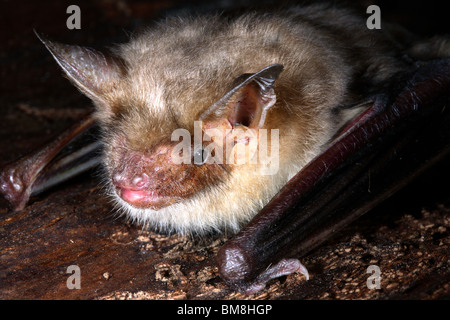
xmin=241 ymin=259 xmax=308 ymax=295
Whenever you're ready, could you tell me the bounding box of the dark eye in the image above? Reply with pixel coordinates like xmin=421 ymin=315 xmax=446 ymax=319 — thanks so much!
xmin=193 ymin=146 xmax=209 ymax=165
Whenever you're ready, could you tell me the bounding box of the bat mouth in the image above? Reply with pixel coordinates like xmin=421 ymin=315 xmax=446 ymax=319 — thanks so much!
xmin=115 ymin=187 xmax=177 ymax=210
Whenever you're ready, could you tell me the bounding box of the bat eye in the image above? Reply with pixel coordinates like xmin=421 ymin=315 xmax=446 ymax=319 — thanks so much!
xmin=193 ymin=146 xmax=209 ymax=165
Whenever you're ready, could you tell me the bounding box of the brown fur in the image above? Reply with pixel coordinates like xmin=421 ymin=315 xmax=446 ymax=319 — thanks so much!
xmin=39 ymin=3 xmax=447 ymax=234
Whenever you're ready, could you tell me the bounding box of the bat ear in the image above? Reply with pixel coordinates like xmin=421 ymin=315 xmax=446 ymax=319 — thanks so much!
xmin=200 ymin=64 xmax=283 ymax=129
xmin=35 ymin=31 xmax=124 ymax=106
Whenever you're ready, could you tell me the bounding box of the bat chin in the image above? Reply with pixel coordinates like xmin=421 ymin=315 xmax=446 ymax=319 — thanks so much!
xmin=114 ymin=187 xmax=177 ymax=210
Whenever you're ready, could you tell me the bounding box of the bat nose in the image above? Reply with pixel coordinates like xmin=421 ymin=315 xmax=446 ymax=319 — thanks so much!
xmin=112 ymin=172 xmax=149 ymax=190
xmin=132 ymin=173 xmax=148 ymax=188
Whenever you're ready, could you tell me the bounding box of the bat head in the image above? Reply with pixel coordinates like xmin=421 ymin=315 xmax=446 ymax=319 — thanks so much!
xmin=37 ymin=32 xmax=286 ymax=233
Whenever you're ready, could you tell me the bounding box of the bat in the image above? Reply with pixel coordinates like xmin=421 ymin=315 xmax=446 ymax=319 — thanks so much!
xmin=1 ymin=3 xmax=449 ymax=295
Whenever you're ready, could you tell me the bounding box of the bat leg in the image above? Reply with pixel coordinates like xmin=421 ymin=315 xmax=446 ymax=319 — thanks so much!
xmin=217 ymin=58 xmax=450 ymax=294
xmin=0 ymin=112 xmax=99 ymax=211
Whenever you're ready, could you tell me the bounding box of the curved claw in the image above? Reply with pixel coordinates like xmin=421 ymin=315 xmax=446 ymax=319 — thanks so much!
xmin=242 ymin=259 xmax=309 ymax=295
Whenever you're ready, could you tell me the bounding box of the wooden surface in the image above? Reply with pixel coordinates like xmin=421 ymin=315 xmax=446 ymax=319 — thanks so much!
xmin=1 ymin=0 xmax=449 ymax=300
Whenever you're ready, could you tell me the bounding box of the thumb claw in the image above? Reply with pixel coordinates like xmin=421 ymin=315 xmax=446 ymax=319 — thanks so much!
xmin=241 ymin=258 xmax=309 ymax=295
xmin=297 ymin=261 xmax=310 ymax=281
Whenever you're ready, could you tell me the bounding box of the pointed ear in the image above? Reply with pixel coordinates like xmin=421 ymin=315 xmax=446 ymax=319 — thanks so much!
xmin=35 ymin=31 xmax=124 ymax=106
xmin=200 ymin=64 xmax=284 ymax=129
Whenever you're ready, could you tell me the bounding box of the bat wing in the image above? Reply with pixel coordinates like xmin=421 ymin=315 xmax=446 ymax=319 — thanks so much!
xmin=217 ymin=58 xmax=450 ymax=294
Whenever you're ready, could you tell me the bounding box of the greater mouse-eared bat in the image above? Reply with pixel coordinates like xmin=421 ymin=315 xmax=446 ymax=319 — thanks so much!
xmin=1 ymin=4 xmax=449 ymax=294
